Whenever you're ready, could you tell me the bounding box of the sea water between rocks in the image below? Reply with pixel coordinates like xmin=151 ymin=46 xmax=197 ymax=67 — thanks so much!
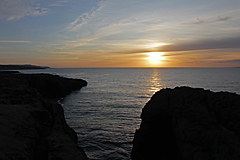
xmin=20 ymin=68 xmax=240 ymax=160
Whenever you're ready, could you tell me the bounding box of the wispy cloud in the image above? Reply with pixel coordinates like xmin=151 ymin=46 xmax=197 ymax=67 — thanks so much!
xmin=65 ymin=1 xmax=106 ymax=32
xmin=182 ymin=15 xmax=231 ymax=25
xmin=0 ymin=0 xmax=69 ymax=20
xmin=217 ymin=15 xmax=231 ymax=22
xmin=62 ymin=1 xmax=169 ymax=52
xmin=182 ymin=17 xmax=205 ymax=25
xmin=0 ymin=40 xmax=32 ymax=43
xmin=49 ymin=0 xmax=68 ymax=7
xmin=0 ymin=0 xmax=48 ymax=20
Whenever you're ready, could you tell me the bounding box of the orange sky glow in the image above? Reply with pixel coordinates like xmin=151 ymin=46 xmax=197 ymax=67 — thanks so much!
xmin=0 ymin=0 xmax=240 ymax=68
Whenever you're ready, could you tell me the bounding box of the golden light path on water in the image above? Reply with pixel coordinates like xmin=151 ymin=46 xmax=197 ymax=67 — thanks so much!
xmin=148 ymin=68 xmax=164 ymax=94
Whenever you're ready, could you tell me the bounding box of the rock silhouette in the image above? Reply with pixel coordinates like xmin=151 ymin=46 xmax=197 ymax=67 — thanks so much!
xmin=132 ymin=87 xmax=240 ymax=160
xmin=0 ymin=71 xmax=88 ymax=160
xmin=0 ymin=64 xmax=50 ymax=70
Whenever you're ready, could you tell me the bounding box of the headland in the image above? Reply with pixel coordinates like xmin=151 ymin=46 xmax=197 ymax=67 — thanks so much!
xmin=0 ymin=71 xmax=88 ymax=160
xmin=132 ymin=86 xmax=240 ymax=160
xmin=0 ymin=64 xmax=50 ymax=70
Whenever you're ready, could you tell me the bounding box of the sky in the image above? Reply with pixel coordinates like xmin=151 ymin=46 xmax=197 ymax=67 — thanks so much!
xmin=0 ymin=0 xmax=240 ymax=68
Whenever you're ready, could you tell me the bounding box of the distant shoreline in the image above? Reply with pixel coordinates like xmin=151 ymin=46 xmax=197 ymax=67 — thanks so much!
xmin=0 ymin=64 xmax=50 ymax=70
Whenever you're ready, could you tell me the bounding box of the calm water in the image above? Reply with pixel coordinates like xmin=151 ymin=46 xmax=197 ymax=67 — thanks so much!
xmin=20 ymin=68 xmax=240 ymax=160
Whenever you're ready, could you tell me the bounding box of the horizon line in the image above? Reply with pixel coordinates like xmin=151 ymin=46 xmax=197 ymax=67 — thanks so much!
xmin=51 ymin=66 xmax=240 ymax=69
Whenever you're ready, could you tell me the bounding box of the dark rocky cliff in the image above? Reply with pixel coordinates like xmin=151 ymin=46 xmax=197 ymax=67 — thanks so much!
xmin=0 ymin=71 xmax=88 ymax=160
xmin=132 ymin=87 xmax=240 ymax=160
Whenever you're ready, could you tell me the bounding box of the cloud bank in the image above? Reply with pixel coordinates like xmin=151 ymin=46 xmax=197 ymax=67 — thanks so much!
xmin=217 ymin=59 xmax=240 ymax=63
xmin=158 ymin=37 xmax=240 ymax=52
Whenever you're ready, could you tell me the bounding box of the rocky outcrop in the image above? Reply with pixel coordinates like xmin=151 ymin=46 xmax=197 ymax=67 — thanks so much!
xmin=0 ymin=71 xmax=88 ymax=160
xmin=132 ymin=87 xmax=240 ymax=160
xmin=22 ymin=73 xmax=87 ymax=98
xmin=0 ymin=64 xmax=50 ymax=70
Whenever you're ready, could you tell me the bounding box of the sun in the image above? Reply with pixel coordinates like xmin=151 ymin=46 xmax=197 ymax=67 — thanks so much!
xmin=146 ymin=52 xmax=164 ymax=61
xmin=145 ymin=52 xmax=165 ymax=65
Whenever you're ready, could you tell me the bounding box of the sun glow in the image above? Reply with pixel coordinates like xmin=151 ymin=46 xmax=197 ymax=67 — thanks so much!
xmin=145 ymin=52 xmax=165 ymax=65
xmin=144 ymin=43 xmax=167 ymax=48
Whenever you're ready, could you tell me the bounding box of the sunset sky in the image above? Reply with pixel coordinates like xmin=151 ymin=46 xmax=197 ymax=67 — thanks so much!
xmin=0 ymin=0 xmax=240 ymax=68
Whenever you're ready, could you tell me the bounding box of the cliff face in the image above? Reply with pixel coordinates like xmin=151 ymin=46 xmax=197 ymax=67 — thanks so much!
xmin=0 ymin=71 xmax=88 ymax=160
xmin=132 ymin=87 xmax=240 ymax=160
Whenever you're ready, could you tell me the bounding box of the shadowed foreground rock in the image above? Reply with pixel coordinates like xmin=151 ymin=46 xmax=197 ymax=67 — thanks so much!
xmin=0 ymin=71 xmax=88 ymax=160
xmin=132 ymin=87 xmax=240 ymax=160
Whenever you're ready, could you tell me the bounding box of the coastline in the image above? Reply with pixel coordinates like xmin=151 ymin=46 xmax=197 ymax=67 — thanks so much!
xmin=2 ymin=69 xmax=240 ymax=160
xmin=0 ymin=71 xmax=88 ymax=160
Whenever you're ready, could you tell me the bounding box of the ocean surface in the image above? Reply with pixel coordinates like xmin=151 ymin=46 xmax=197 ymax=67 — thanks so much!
xmin=20 ymin=68 xmax=240 ymax=160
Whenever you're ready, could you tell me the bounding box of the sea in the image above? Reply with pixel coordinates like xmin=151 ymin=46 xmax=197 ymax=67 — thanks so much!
xmin=20 ymin=68 xmax=240 ymax=160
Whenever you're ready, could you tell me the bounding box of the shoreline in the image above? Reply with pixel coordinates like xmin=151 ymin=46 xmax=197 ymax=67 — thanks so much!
xmin=0 ymin=71 xmax=88 ymax=160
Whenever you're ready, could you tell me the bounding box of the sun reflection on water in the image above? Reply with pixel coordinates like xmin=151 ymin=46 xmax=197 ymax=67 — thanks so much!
xmin=148 ymin=69 xmax=163 ymax=95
